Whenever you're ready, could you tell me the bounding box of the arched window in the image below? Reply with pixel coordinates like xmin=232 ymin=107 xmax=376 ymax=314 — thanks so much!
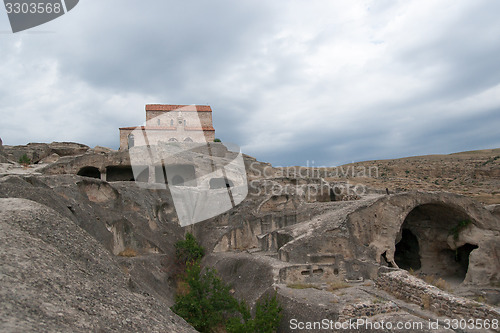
xmin=184 ymin=137 xmax=193 ymax=142
xmin=168 ymin=138 xmax=178 ymax=142
xmin=184 ymin=119 xmax=187 ymax=126
xmin=170 ymin=119 xmax=174 ymax=126
xmin=128 ymin=134 xmax=134 ymax=148
xmin=77 ymin=166 xmax=101 ymax=179
xmin=157 ymin=119 xmax=161 ymax=126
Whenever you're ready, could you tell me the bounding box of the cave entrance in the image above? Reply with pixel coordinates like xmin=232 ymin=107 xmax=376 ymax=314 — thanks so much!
xmin=77 ymin=166 xmax=101 ymax=179
xmin=394 ymin=229 xmax=421 ymax=270
xmin=106 ymin=166 xmax=135 ymax=181
xmin=396 ymin=203 xmax=476 ymax=284
xmin=455 ymin=243 xmax=478 ymax=281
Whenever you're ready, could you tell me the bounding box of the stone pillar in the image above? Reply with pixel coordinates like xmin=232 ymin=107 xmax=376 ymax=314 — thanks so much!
xmin=148 ymin=165 xmax=156 ymax=183
xmin=100 ymin=168 xmax=107 ymax=181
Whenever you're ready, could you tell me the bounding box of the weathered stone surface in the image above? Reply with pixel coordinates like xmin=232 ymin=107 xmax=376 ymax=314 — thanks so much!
xmin=0 ymin=174 xmax=187 ymax=308
xmin=48 ymin=142 xmax=90 ymax=157
xmin=0 ymin=137 xmax=9 ymax=163
xmin=4 ymin=142 xmax=52 ymax=163
xmin=3 ymin=142 xmax=89 ymax=164
xmin=40 ymin=152 xmax=60 ymax=164
xmin=486 ymin=204 xmax=500 ymax=219
xmin=0 ymin=198 xmax=196 ymax=333
xmin=2 ymin=142 xmax=500 ymax=331
xmin=376 ymin=270 xmax=500 ymax=321
xmin=273 ymin=284 xmax=452 ymax=333
xmin=93 ymin=145 xmax=116 ymax=154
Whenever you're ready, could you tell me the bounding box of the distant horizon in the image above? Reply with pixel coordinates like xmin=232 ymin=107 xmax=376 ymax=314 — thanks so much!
xmin=2 ymin=137 xmax=499 ymax=168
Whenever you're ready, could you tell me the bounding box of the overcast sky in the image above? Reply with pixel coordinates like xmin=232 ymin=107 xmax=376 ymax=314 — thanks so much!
xmin=1 ymin=0 xmax=500 ymax=166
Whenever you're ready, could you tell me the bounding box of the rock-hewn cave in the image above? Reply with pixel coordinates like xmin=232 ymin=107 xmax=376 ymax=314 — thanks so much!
xmin=394 ymin=229 xmax=421 ymax=270
xmin=154 ymin=164 xmax=197 ymax=186
xmin=77 ymin=166 xmax=101 ymax=179
xmin=106 ymin=166 xmax=135 ymax=182
xmin=395 ymin=203 xmax=477 ymax=283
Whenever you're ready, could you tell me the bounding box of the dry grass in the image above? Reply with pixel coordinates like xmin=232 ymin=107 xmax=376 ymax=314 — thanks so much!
xmin=422 ymin=275 xmax=451 ymax=291
xmin=473 ymin=295 xmax=486 ymax=304
xmin=421 ymin=294 xmax=431 ymax=310
xmin=287 ymin=283 xmax=320 ymax=290
xmin=433 ymin=278 xmax=451 ymax=291
xmin=327 ymin=281 xmax=351 ymax=292
xmin=117 ymin=248 xmax=138 ymax=257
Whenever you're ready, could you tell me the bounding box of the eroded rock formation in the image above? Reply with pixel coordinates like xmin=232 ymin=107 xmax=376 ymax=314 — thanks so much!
xmin=0 ymin=142 xmax=499 ymax=332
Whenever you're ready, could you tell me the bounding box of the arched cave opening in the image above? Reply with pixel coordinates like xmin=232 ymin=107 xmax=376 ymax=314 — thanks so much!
xmin=396 ymin=203 xmax=476 ymax=283
xmin=329 ymin=188 xmax=336 ymax=201
xmin=394 ymin=229 xmax=421 ymax=270
xmin=77 ymin=166 xmax=101 ymax=179
xmin=455 ymin=243 xmax=478 ymax=280
xmin=153 ymin=164 xmax=197 ymax=186
xmin=106 ymin=166 xmax=135 ymax=182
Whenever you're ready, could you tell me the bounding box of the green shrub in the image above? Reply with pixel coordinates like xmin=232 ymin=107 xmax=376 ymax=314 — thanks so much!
xmin=172 ymin=261 xmax=239 ymax=332
xmin=175 ymin=232 xmax=205 ymax=265
xmin=172 ymin=233 xmax=282 ymax=333
xmin=18 ymin=154 xmax=31 ymax=165
xmin=226 ymin=293 xmax=282 ymax=333
xmin=214 ymin=138 xmax=222 ymax=142
xmin=449 ymin=219 xmax=472 ymax=241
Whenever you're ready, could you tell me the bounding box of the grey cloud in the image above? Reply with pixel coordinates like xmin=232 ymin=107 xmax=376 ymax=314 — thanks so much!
xmin=1 ymin=1 xmax=499 ymax=167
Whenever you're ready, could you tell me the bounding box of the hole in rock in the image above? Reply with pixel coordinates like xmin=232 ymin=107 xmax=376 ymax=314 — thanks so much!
xmin=77 ymin=166 xmax=101 ymax=179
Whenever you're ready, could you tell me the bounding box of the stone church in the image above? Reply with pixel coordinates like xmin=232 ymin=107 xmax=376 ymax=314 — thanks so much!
xmin=119 ymin=104 xmax=215 ymax=150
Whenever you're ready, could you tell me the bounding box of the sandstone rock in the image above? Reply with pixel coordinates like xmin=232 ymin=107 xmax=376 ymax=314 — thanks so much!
xmin=3 ymin=142 xmax=90 ymax=164
xmin=48 ymin=141 xmax=90 ymax=156
xmin=2 ymin=143 xmax=500 ymax=331
xmin=3 ymin=142 xmax=51 ymax=164
xmin=93 ymin=145 xmax=115 ymax=154
xmin=0 ymin=174 xmax=187 ymax=307
xmin=0 ymin=198 xmax=196 ymax=333
xmin=40 ymin=153 xmax=60 ymax=164
xmin=0 ymin=138 xmax=8 ymax=163
xmin=485 ymin=204 xmax=500 ymax=219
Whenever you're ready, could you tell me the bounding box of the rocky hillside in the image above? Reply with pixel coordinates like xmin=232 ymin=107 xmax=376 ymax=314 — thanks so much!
xmin=335 ymin=148 xmax=500 ymax=204
xmin=0 ymin=175 xmax=196 ymax=332
xmin=1 ymin=140 xmax=499 ymax=332
xmin=0 ymin=198 xmax=196 ymax=333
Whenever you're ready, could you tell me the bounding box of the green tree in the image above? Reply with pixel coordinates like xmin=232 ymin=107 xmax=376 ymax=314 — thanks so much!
xmin=172 ymin=261 xmax=239 ymax=332
xmin=213 ymin=138 xmax=222 ymax=142
xmin=18 ymin=154 xmax=31 ymax=166
xmin=175 ymin=232 xmax=205 ymax=265
xmin=226 ymin=293 xmax=282 ymax=333
xmin=172 ymin=233 xmax=282 ymax=333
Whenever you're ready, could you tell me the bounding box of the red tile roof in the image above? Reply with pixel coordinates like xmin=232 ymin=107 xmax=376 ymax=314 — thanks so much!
xmin=185 ymin=127 xmax=215 ymax=131
xmin=145 ymin=104 xmax=212 ymax=112
xmin=119 ymin=126 xmax=214 ymax=131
